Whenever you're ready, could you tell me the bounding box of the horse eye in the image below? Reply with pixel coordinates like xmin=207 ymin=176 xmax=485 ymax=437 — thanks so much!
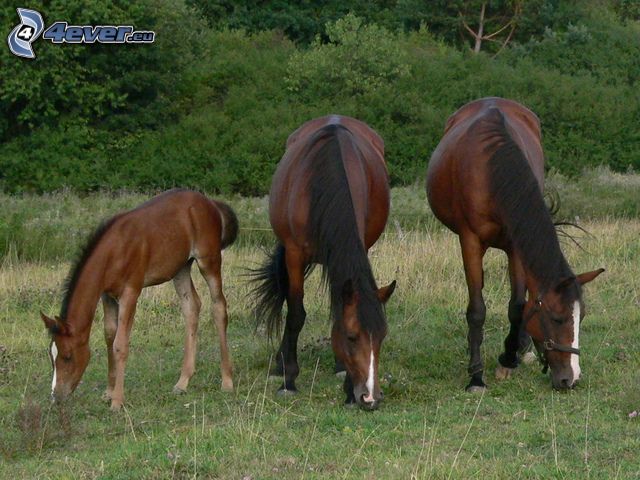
xmin=346 ymin=334 xmax=358 ymax=343
xmin=551 ymin=316 xmax=564 ymax=325
xmin=62 ymin=355 xmax=72 ymax=362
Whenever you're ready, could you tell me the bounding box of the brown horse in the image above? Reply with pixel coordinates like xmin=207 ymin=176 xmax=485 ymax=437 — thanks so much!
xmin=252 ymin=115 xmax=396 ymax=410
xmin=41 ymin=189 xmax=237 ymax=410
xmin=427 ymin=97 xmax=604 ymax=391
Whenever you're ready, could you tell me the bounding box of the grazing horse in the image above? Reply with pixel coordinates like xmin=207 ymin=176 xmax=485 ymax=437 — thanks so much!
xmin=252 ymin=115 xmax=396 ymax=410
xmin=426 ymin=97 xmax=604 ymax=391
xmin=41 ymin=189 xmax=237 ymax=410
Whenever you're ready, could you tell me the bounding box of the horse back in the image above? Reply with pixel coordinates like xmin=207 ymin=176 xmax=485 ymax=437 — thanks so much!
xmin=427 ymin=98 xmax=544 ymax=244
xmin=271 ymin=115 xmax=389 ymax=256
xmin=101 ymin=190 xmax=224 ymax=293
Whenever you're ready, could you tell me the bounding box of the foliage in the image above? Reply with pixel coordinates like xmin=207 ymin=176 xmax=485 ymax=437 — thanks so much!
xmin=0 ymin=2 xmax=639 ymax=194
xmin=505 ymin=8 xmax=640 ymax=86
xmin=186 ymin=0 xmax=398 ymax=43
xmin=0 ymin=0 xmax=205 ymax=140
xmin=286 ymin=14 xmax=410 ymax=98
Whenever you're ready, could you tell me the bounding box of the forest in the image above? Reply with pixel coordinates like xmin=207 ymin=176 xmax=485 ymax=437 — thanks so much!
xmin=1 ymin=0 xmax=639 ymax=194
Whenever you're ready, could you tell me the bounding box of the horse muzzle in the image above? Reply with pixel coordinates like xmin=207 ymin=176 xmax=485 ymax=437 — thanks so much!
xmin=354 ymin=384 xmax=383 ymax=411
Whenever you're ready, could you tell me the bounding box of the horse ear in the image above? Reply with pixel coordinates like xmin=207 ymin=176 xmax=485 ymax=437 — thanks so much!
xmin=554 ymin=276 xmax=576 ymax=293
xmin=342 ymin=279 xmax=359 ymax=306
xmin=41 ymin=312 xmax=70 ymax=335
xmin=376 ymin=280 xmax=397 ymax=304
xmin=41 ymin=312 xmax=58 ymax=331
xmin=576 ymin=268 xmax=605 ymax=286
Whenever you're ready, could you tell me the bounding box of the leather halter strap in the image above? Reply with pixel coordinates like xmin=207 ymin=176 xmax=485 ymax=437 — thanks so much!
xmin=527 ymin=298 xmax=581 ymax=356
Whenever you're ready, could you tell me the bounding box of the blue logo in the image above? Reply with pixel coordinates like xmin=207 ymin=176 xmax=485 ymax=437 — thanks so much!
xmin=7 ymin=8 xmax=44 ymax=59
xmin=7 ymin=8 xmax=155 ymax=59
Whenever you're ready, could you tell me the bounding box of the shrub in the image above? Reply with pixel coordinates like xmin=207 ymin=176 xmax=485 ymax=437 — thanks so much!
xmin=286 ymin=14 xmax=410 ymax=98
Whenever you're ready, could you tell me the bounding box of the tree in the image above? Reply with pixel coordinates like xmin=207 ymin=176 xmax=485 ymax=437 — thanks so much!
xmin=460 ymin=1 xmax=521 ymax=54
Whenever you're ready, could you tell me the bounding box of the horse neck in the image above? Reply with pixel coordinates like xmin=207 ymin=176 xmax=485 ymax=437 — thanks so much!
xmin=522 ymin=256 xmax=572 ymax=299
xmin=63 ymin=255 xmax=106 ymax=340
xmin=308 ymin=126 xmax=373 ymax=305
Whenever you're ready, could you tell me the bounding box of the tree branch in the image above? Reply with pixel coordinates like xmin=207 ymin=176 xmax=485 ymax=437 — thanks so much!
xmin=492 ymin=23 xmax=516 ymax=58
xmin=483 ymin=20 xmax=514 ymax=40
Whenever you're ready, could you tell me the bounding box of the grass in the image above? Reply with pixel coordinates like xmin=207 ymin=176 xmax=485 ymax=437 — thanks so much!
xmin=1 ymin=167 xmax=639 ymax=263
xmin=1 ymin=182 xmax=639 ymax=478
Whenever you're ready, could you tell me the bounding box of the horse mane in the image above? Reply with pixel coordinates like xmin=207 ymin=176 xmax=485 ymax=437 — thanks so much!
xmin=483 ymin=108 xmax=574 ymax=291
xmin=59 ymin=215 xmax=121 ymax=322
xmin=307 ymin=124 xmax=386 ymax=335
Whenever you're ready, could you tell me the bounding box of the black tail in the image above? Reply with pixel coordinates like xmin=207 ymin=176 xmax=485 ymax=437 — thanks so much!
xmin=216 ymin=201 xmax=239 ymax=249
xmin=251 ymin=244 xmax=288 ymax=339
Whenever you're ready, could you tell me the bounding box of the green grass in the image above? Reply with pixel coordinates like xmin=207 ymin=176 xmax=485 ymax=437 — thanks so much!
xmin=1 ymin=168 xmax=639 ymax=264
xmin=1 ymin=185 xmax=639 ymax=478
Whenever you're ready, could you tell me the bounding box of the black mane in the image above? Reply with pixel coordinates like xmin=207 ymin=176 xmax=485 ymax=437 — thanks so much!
xmin=59 ymin=215 xmax=120 ymax=321
xmin=483 ymin=109 xmax=573 ymax=291
xmin=307 ymin=124 xmax=386 ymax=335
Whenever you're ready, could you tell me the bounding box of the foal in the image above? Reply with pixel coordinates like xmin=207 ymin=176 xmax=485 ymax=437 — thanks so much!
xmin=41 ymin=189 xmax=237 ymax=410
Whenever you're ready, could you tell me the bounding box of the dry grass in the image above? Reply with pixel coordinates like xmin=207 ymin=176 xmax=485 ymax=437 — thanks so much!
xmin=1 ymin=218 xmax=639 ymax=478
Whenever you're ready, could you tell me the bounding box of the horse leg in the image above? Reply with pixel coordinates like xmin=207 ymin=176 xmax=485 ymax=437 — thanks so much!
xmin=110 ymin=287 xmax=140 ymax=411
xmin=173 ymin=263 xmax=202 ymax=393
xmin=496 ymin=252 xmax=527 ymax=380
xmin=277 ymin=247 xmax=306 ymax=394
xmin=334 ymin=355 xmax=346 ymax=377
xmin=196 ymin=254 xmax=233 ymax=392
xmin=460 ymin=234 xmax=487 ymax=392
xmin=102 ymin=294 xmax=119 ymax=401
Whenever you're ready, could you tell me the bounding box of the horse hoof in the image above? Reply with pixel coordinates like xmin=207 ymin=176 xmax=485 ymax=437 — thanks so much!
xmin=172 ymin=385 xmax=187 ymax=395
xmin=110 ymin=401 xmax=123 ymax=412
xmin=465 ymin=385 xmax=487 ymax=394
xmin=335 ymin=370 xmax=347 ymax=379
xmin=495 ymin=365 xmax=515 ymax=380
xmin=521 ymin=351 xmax=537 ymax=365
xmin=221 ymin=380 xmax=234 ymax=392
xmin=276 ymin=388 xmax=297 ymax=397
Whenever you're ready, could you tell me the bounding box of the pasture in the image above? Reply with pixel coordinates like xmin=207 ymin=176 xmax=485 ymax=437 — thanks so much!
xmin=1 ymin=176 xmax=639 ymax=478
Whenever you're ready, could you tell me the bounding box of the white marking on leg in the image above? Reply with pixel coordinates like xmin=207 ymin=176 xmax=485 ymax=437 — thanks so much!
xmin=51 ymin=342 xmax=58 ymax=393
xmin=571 ymin=301 xmax=581 ymax=381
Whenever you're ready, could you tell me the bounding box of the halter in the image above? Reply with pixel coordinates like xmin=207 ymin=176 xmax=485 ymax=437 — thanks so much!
xmin=526 ymin=297 xmax=580 ymax=373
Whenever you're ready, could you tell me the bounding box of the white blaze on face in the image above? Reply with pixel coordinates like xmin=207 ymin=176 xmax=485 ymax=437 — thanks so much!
xmin=571 ymin=301 xmax=581 ymax=381
xmin=365 ymin=335 xmax=375 ymax=402
xmin=50 ymin=342 xmax=58 ymax=393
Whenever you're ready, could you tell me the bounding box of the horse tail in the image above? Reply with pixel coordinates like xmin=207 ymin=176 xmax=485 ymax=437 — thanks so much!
xmin=215 ymin=201 xmax=239 ymax=249
xmin=250 ymin=243 xmax=288 ymax=339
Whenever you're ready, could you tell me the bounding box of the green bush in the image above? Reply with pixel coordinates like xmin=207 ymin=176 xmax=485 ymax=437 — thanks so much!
xmin=0 ymin=5 xmax=638 ymax=195
xmin=0 ymin=0 xmax=204 ymax=139
xmin=286 ymin=14 xmax=410 ymax=97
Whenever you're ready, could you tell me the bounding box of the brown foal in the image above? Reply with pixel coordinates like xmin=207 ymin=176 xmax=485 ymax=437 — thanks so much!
xmin=41 ymin=189 xmax=237 ymax=410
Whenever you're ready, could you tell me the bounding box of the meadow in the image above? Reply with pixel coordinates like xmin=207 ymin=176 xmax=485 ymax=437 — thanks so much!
xmin=1 ymin=171 xmax=639 ymax=478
